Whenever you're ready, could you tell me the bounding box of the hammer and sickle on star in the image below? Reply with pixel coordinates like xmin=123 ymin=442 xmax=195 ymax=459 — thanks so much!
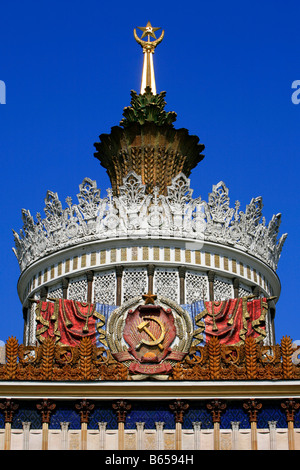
xmin=136 ymin=317 xmax=165 ymax=351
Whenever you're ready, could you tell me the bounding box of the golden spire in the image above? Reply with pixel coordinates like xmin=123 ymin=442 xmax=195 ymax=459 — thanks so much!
xmin=134 ymin=21 xmax=164 ymax=95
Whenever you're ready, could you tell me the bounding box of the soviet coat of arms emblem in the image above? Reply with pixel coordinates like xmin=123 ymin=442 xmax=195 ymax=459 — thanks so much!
xmin=106 ymin=293 xmax=193 ymax=379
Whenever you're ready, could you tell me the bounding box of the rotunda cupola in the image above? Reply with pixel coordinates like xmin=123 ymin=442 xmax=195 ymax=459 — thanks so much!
xmin=13 ymin=23 xmax=286 ymax=351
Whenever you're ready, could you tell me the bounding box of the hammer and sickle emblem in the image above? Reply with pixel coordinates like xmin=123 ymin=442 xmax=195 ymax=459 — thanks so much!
xmin=136 ymin=317 xmax=165 ymax=351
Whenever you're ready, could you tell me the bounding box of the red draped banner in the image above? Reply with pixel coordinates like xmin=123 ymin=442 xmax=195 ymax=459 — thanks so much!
xmin=195 ymin=297 xmax=268 ymax=345
xmin=35 ymin=297 xmax=268 ymax=349
xmin=35 ymin=299 xmax=106 ymax=347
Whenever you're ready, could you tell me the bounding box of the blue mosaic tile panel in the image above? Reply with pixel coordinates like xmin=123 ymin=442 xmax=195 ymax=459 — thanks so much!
xmin=0 ymin=399 xmax=295 ymax=431
xmin=125 ymin=402 xmax=175 ymax=430
xmin=220 ymin=402 xmax=249 ymax=429
xmin=50 ymin=401 xmax=118 ymax=430
xmin=12 ymin=402 xmax=41 ymax=430
xmin=49 ymin=402 xmax=80 ymax=430
xmin=89 ymin=403 xmax=117 ymax=430
xmin=182 ymin=403 xmax=212 ymax=429
xmin=257 ymin=401 xmax=289 ymax=429
xmin=183 ymin=401 xmax=250 ymax=429
xmin=295 ymin=409 xmax=300 ymax=428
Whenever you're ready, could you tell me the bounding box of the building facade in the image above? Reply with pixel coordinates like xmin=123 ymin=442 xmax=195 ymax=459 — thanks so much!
xmin=1 ymin=23 xmax=299 ymax=451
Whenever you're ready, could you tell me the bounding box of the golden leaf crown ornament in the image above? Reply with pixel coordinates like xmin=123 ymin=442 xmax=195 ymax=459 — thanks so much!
xmin=120 ymin=87 xmax=177 ymax=128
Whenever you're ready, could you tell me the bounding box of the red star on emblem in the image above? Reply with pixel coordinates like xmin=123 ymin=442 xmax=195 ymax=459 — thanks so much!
xmin=142 ymin=292 xmax=157 ymax=305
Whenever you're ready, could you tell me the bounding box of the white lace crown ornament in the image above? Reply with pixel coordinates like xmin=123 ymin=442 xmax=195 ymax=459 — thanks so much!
xmin=13 ymin=171 xmax=287 ymax=273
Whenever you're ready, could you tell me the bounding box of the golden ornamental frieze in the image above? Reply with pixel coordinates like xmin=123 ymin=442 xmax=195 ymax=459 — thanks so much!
xmin=1 ymin=335 xmax=300 ymax=382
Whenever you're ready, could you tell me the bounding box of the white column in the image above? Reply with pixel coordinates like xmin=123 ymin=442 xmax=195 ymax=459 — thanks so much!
xmin=98 ymin=422 xmax=107 ymax=450
xmin=175 ymin=422 xmax=182 ymax=450
xmin=231 ymin=421 xmax=240 ymax=450
xmin=268 ymin=421 xmax=277 ymax=450
xmin=155 ymin=422 xmax=164 ymax=450
xmin=4 ymin=422 xmax=11 ymax=450
xmin=136 ymin=422 xmax=145 ymax=450
xmin=192 ymin=422 xmax=201 ymax=450
xmin=60 ymin=422 xmax=69 ymax=450
xmin=22 ymin=422 xmax=31 ymax=450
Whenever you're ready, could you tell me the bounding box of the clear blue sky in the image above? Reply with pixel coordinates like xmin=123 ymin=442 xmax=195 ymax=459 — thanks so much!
xmin=0 ymin=0 xmax=299 ymax=343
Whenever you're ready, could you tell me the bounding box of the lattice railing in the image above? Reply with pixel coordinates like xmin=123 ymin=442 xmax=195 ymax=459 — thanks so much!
xmin=68 ymin=276 xmax=88 ymax=302
xmin=185 ymin=271 xmax=208 ymax=304
xmin=93 ymin=271 xmax=116 ymax=305
xmin=154 ymin=268 xmax=179 ymax=302
xmin=122 ymin=268 xmax=148 ymax=302
xmin=214 ymin=276 xmax=233 ymax=301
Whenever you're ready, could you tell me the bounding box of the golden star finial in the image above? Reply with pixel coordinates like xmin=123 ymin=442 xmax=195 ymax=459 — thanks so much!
xmin=142 ymin=292 xmax=157 ymax=305
xmin=137 ymin=21 xmax=161 ymax=40
xmin=134 ymin=22 xmax=165 ymax=95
